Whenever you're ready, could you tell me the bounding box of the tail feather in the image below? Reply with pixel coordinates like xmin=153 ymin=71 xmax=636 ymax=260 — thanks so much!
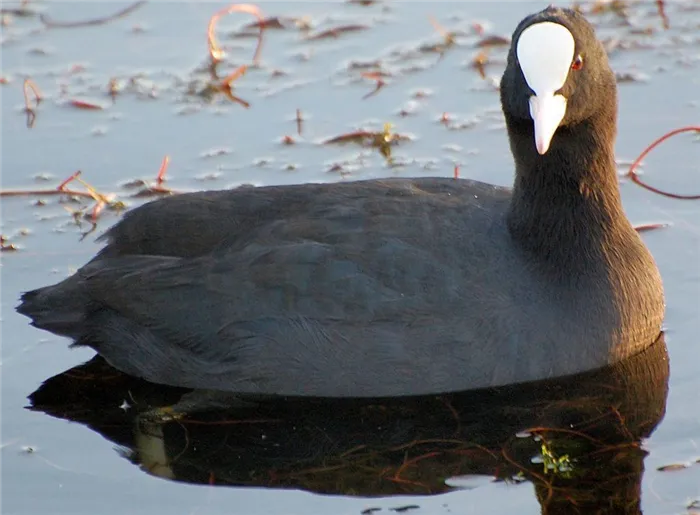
xmin=17 ymin=276 xmax=91 ymax=339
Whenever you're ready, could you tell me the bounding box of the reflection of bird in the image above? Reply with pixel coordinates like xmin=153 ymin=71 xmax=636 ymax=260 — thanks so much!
xmin=28 ymin=335 xmax=669 ymax=507
xmin=18 ymin=7 xmax=664 ymax=398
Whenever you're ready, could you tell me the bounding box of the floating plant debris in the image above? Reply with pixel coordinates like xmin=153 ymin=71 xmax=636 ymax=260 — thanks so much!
xmin=39 ymin=1 xmax=146 ymax=28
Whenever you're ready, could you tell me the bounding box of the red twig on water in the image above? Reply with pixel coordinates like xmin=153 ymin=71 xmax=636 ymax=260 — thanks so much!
xmin=71 ymin=174 xmax=115 ymax=221
xmin=471 ymin=50 xmax=490 ymax=79
xmin=655 ymin=0 xmax=670 ymax=29
xmin=0 ymin=188 xmax=94 ymax=200
xmin=90 ymin=201 xmax=106 ymax=220
xmin=131 ymin=155 xmax=174 ymax=196
xmin=0 ymin=169 xmax=107 ymax=205
xmin=23 ymin=78 xmax=42 ymax=109
xmin=428 ymin=15 xmax=456 ymax=49
xmin=0 ymin=157 xmax=174 ymax=223
xmin=205 ymin=4 xmax=263 ymax=108
xmin=361 ymin=71 xmax=387 ymax=100
xmin=626 ymin=126 xmax=700 ymax=199
xmin=217 ymin=65 xmax=250 ymax=107
xmin=208 ymin=4 xmax=265 ymax=65
xmin=155 ymin=155 xmax=170 ymax=186
xmin=221 ymin=65 xmax=248 ymax=88
xmin=23 ymin=78 xmax=42 ymax=127
xmin=67 ymin=99 xmax=105 ymax=110
xmin=39 ymin=1 xmax=146 ymax=28
xmin=57 ymin=170 xmax=82 ymax=191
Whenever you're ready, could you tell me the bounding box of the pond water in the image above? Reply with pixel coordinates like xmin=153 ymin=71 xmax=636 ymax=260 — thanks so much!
xmin=1 ymin=1 xmax=699 ymax=514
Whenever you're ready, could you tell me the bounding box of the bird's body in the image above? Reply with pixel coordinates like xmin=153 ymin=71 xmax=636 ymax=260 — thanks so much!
xmin=18 ymin=7 xmax=665 ymax=398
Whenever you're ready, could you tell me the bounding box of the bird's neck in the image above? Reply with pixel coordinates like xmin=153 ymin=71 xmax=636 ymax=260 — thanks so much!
xmin=505 ymin=114 xmax=632 ymax=268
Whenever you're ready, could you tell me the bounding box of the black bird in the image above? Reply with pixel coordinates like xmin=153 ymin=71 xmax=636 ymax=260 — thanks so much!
xmin=18 ymin=7 xmax=664 ymax=398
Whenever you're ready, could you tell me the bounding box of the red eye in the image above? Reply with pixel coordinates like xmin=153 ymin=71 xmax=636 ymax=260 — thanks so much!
xmin=571 ymin=55 xmax=584 ymax=71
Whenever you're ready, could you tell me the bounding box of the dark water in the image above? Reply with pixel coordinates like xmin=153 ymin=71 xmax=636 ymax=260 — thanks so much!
xmin=1 ymin=2 xmax=699 ymax=514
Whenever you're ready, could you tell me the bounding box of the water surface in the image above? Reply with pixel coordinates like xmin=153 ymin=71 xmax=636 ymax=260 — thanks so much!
xmin=2 ymin=2 xmax=699 ymax=514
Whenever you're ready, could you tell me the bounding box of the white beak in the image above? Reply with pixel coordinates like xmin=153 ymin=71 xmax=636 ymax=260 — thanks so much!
xmin=516 ymin=22 xmax=575 ymax=155
xmin=529 ymin=92 xmax=567 ymax=155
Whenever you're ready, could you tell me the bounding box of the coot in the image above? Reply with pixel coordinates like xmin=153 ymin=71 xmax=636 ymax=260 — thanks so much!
xmin=18 ymin=7 xmax=664 ymax=397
